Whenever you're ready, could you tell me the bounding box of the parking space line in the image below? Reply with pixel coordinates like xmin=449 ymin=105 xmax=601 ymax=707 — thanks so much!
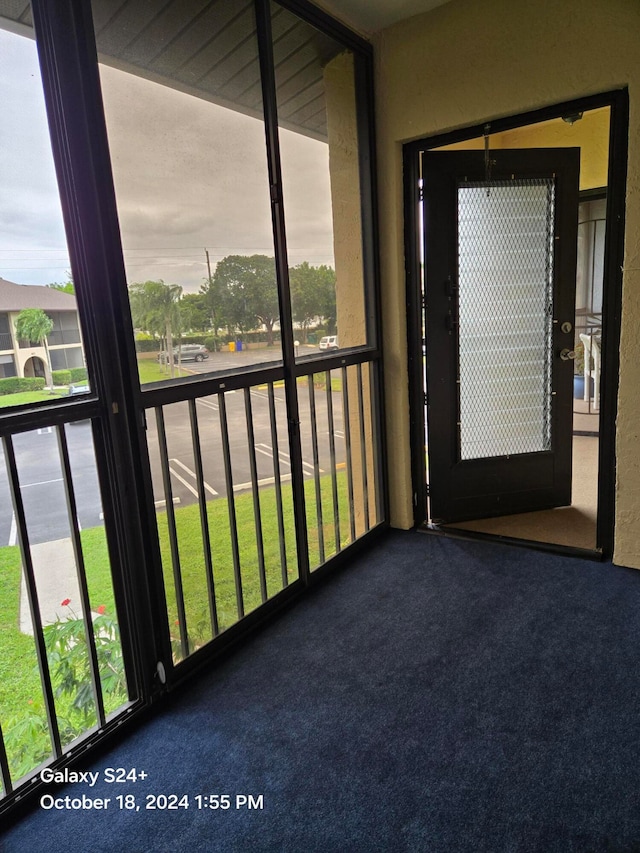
xmin=22 ymin=477 xmax=64 ymax=488
xmin=196 ymin=398 xmax=218 ymax=412
xmin=169 ymin=458 xmax=218 ymax=496
xmin=233 ymin=473 xmax=292 ymax=493
xmin=154 ymin=497 xmax=181 ymax=509
xmin=168 ymin=466 xmax=200 ymax=499
xmin=250 ymin=390 xmax=270 ymax=401
xmin=255 ymin=443 xmax=321 ymax=474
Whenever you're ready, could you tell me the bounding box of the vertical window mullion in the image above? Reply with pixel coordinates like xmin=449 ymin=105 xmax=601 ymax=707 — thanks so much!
xmin=254 ymin=0 xmax=310 ymax=584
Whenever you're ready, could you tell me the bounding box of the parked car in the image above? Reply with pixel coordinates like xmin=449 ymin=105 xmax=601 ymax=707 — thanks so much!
xmin=157 ymin=344 xmax=209 ymax=363
xmin=68 ymin=383 xmax=91 ymax=424
xmin=318 ymin=335 xmax=338 ymax=351
xmin=68 ymin=383 xmax=90 ymax=396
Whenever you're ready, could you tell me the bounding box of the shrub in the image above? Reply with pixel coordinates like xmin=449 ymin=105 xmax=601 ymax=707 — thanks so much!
xmin=0 ymin=377 xmax=45 ymax=396
xmin=135 ymin=338 xmax=162 ymax=353
xmin=3 ymin=602 xmax=127 ymax=780
xmin=52 ymin=369 xmax=72 ymax=386
xmin=69 ymin=368 xmax=88 ymax=382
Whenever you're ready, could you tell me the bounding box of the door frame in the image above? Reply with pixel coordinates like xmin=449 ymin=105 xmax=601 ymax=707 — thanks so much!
xmin=403 ymin=89 xmax=629 ymax=558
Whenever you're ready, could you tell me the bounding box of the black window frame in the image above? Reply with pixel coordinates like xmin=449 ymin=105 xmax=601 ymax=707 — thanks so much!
xmin=0 ymin=0 xmax=385 ymax=820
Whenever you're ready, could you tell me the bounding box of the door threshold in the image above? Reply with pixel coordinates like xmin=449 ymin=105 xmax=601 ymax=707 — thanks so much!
xmin=418 ymin=522 xmax=604 ymax=561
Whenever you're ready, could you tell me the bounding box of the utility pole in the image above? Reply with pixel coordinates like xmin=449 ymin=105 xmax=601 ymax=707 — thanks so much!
xmin=204 ymin=248 xmax=218 ymax=350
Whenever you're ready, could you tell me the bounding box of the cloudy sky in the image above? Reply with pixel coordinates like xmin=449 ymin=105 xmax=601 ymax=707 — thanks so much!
xmin=0 ymin=27 xmax=70 ymax=286
xmin=0 ymin=25 xmax=335 ymax=293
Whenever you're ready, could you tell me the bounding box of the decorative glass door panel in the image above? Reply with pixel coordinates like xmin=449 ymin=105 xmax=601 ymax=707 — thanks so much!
xmin=457 ymin=179 xmax=555 ymax=461
xmin=423 ymin=149 xmax=580 ymax=523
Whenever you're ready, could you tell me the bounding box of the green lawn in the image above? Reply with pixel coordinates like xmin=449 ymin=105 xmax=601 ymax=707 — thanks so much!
xmin=158 ymin=470 xmax=350 ymax=653
xmin=0 ymin=389 xmax=67 ymax=408
xmin=137 ymin=358 xmax=191 ymax=384
xmin=0 ymin=472 xmax=352 ymax=784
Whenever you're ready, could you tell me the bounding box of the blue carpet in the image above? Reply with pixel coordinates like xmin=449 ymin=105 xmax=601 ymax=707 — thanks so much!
xmin=3 ymin=531 xmax=640 ymax=852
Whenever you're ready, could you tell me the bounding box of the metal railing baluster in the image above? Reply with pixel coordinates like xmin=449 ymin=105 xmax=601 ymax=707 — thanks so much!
xmin=188 ymin=399 xmax=219 ymax=638
xmin=218 ymin=393 xmax=244 ymax=619
xmin=357 ymin=363 xmax=370 ymax=532
xmin=57 ymin=424 xmax=106 ymax=727
xmin=341 ymin=366 xmax=356 ymax=543
xmin=325 ymin=369 xmax=341 ymax=553
xmin=308 ymin=374 xmax=325 ymax=564
xmin=2 ymin=435 xmax=61 ymax=759
xmin=267 ymin=382 xmax=288 ymax=587
xmin=155 ymin=407 xmax=189 ymax=659
xmin=0 ymin=722 xmax=12 ymax=796
xmin=244 ymin=388 xmax=267 ymax=604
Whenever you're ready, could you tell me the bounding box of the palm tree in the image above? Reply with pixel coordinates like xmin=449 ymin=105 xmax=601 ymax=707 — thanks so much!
xmin=128 ymin=280 xmax=182 ymax=378
xmin=15 ymin=308 xmax=55 ymax=386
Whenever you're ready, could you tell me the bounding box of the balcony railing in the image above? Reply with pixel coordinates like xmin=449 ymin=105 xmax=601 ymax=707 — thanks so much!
xmin=0 ymin=418 xmax=129 ymax=798
xmin=145 ymin=359 xmax=382 ymax=663
xmin=0 ymin=332 xmax=12 ymax=351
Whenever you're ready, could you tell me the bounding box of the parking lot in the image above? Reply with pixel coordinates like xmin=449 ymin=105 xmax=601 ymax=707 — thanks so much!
xmin=0 ymin=379 xmax=345 ymax=547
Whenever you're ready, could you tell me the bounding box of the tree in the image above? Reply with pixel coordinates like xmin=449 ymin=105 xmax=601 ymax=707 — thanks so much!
xmin=180 ymin=293 xmax=209 ymax=333
xmin=48 ymin=282 xmax=75 ymax=295
xmin=213 ymin=255 xmax=280 ymax=345
xmin=200 ymin=274 xmax=226 ymax=340
xmin=48 ymin=269 xmax=75 ymax=294
xmin=15 ymin=308 xmax=54 ymax=384
xmin=289 ymin=262 xmax=337 ymax=340
xmin=128 ymin=280 xmax=182 ymax=377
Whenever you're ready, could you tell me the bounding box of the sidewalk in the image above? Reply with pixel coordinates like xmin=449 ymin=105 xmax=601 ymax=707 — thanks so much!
xmin=19 ymin=537 xmax=86 ymax=635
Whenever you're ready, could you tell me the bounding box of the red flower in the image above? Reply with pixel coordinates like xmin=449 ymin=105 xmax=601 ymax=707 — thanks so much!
xmin=96 ymin=605 xmax=106 ymax=615
xmin=60 ymin=598 xmax=71 ymax=606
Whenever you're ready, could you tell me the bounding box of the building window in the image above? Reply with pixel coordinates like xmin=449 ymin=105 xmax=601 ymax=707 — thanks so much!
xmin=0 ymin=353 xmax=17 ymax=377
xmin=49 ymin=345 xmax=84 ymax=370
xmin=47 ymin=311 xmax=81 ymax=345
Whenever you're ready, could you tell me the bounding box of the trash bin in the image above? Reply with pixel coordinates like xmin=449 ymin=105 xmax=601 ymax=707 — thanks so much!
xmin=228 ymin=341 xmax=236 ymax=353
xmin=236 ymin=340 xmax=243 ymax=352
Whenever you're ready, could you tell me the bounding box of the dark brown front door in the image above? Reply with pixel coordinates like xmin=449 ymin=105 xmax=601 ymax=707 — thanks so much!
xmin=423 ymin=148 xmax=580 ymax=523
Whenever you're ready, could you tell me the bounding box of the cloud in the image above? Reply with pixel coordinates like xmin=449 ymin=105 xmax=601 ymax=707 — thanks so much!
xmin=0 ymin=26 xmax=336 ymax=293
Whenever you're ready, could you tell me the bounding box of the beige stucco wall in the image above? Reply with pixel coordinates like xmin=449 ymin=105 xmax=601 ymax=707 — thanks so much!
xmin=373 ymin=0 xmax=640 ymax=567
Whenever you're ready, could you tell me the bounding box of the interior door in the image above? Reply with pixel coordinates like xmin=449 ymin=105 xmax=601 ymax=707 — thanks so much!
xmin=423 ymin=148 xmax=580 ymax=523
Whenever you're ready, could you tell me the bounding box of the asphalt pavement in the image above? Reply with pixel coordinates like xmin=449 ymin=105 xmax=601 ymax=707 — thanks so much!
xmin=2 ymin=348 xmax=344 ymax=632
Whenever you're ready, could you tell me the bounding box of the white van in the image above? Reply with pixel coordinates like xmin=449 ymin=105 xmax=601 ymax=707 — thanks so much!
xmin=318 ymin=335 xmax=338 ymax=350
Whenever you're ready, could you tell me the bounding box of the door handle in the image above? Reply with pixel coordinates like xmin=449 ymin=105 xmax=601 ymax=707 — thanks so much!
xmin=560 ymin=348 xmax=576 ymax=361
